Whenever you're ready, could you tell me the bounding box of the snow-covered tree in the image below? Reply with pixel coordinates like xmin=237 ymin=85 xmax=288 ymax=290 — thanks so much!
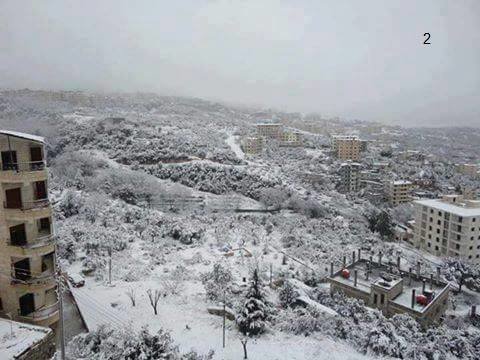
xmin=237 ymin=269 xmax=268 ymax=336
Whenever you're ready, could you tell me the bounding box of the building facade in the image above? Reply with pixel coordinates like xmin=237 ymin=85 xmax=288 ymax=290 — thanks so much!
xmin=255 ymin=123 xmax=283 ymax=139
xmin=338 ymin=162 xmax=361 ymax=193
xmin=0 ymin=131 xmax=59 ymax=328
xmin=456 ymin=163 xmax=479 ymax=178
xmin=386 ymin=180 xmax=413 ymax=206
xmin=413 ymin=195 xmax=480 ymax=263
xmin=331 ymin=135 xmax=361 ymax=161
xmin=280 ymin=131 xmax=302 ymax=147
xmin=241 ymin=136 xmax=264 ymax=155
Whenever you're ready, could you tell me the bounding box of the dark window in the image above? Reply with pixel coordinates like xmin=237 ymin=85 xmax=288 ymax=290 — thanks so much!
xmin=380 ymin=294 xmax=385 ymax=305
xmin=9 ymin=224 xmax=27 ymax=246
xmin=374 ymin=294 xmax=378 ymax=304
xmin=1 ymin=151 xmax=18 ymax=170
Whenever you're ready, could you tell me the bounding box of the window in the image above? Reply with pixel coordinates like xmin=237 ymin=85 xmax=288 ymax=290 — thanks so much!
xmin=380 ymin=294 xmax=385 ymax=305
xmin=457 ymin=225 xmax=462 ymax=232
xmin=469 ymin=255 xmax=472 ymax=259
xmin=438 ymin=211 xmax=442 ymax=216
xmin=436 ymin=237 xmax=439 ymax=242
xmin=429 ymin=226 xmax=432 ymax=231
xmin=435 ymin=246 xmax=439 ymax=250
xmin=473 ymin=218 xmax=476 ymax=222
xmin=429 ymin=217 xmax=433 ymax=222
xmin=456 ymin=244 xmax=460 ymax=250
xmin=437 ymin=220 xmax=441 ymax=225
xmin=469 ymin=246 xmax=473 ymax=250
xmin=457 ymin=235 xmax=461 ymax=240
xmin=430 ymin=209 xmax=433 ymax=214
xmin=436 ymin=229 xmax=440 ymax=234
xmin=428 ymin=243 xmax=431 ymax=247
xmin=374 ymin=294 xmax=378 ymax=304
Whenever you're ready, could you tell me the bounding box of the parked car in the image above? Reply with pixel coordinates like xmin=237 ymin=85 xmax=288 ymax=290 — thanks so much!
xmin=68 ymin=273 xmax=85 ymax=287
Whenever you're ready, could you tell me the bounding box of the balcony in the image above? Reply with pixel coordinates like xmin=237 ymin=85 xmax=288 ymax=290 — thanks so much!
xmin=17 ymin=301 xmax=60 ymax=326
xmin=8 ymin=233 xmax=55 ymax=256
xmin=11 ymin=269 xmax=56 ymax=288
xmin=3 ymin=199 xmax=51 ymax=221
xmin=0 ymin=161 xmax=47 ymax=182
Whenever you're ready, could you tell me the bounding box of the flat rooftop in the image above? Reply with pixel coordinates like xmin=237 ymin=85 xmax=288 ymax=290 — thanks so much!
xmin=330 ymin=261 xmax=448 ymax=313
xmin=414 ymin=198 xmax=480 ymax=217
xmin=0 ymin=318 xmax=52 ymax=359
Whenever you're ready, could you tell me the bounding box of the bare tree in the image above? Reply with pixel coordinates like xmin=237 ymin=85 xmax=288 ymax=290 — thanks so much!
xmin=126 ymin=288 xmax=136 ymax=307
xmin=240 ymin=337 xmax=248 ymax=359
xmin=161 ymin=280 xmax=183 ymax=295
xmin=146 ymin=289 xmax=162 ymax=315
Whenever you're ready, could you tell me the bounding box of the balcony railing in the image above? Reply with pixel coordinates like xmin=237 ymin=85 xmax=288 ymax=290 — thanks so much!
xmin=4 ymin=198 xmax=50 ymax=210
xmin=10 ymin=233 xmax=54 ymax=249
xmin=11 ymin=269 xmax=55 ymax=285
xmin=1 ymin=161 xmax=45 ymax=172
xmin=18 ymin=301 xmax=59 ymax=320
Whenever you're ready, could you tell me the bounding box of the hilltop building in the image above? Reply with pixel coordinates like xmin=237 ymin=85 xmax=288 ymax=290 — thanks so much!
xmin=386 ymin=180 xmax=413 ymax=206
xmin=328 ymin=252 xmax=449 ymax=327
xmin=241 ymin=136 xmax=264 ymax=155
xmin=0 ymin=131 xmax=58 ymax=328
xmin=456 ymin=163 xmax=479 ymax=178
xmin=280 ymin=131 xmax=302 ymax=147
xmin=413 ymin=195 xmax=480 ymax=263
xmin=331 ymin=135 xmax=361 ymax=161
xmin=255 ymin=123 xmax=283 ymax=139
xmin=338 ymin=162 xmax=361 ymax=193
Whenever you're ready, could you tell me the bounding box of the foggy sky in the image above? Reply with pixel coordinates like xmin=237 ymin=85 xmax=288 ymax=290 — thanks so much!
xmin=1 ymin=0 xmax=479 ymax=127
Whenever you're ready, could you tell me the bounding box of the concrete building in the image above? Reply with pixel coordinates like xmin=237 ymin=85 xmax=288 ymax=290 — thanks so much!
xmin=386 ymin=180 xmax=413 ymax=206
xmin=280 ymin=131 xmax=302 ymax=147
xmin=255 ymin=123 xmax=283 ymax=139
xmin=413 ymin=195 xmax=480 ymax=263
xmin=338 ymin=162 xmax=361 ymax=193
xmin=328 ymin=252 xmax=449 ymax=327
xmin=241 ymin=136 xmax=264 ymax=155
xmin=331 ymin=135 xmax=361 ymax=161
xmin=456 ymin=163 xmax=479 ymax=178
xmin=0 ymin=318 xmax=55 ymax=359
xmin=0 ymin=131 xmax=59 ymax=328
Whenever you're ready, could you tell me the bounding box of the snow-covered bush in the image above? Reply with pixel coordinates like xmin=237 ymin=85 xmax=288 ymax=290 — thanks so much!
xmin=278 ymin=281 xmax=299 ymax=308
xmin=201 ymin=262 xmax=233 ymax=302
xmin=66 ymin=325 xmax=213 ymax=359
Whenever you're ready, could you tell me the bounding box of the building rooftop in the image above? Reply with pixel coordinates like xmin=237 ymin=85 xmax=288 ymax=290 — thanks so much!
xmin=0 ymin=318 xmax=52 ymax=359
xmin=392 ymin=180 xmax=412 ymax=186
xmin=0 ymin=130 xmax=45 ymax=143
xmin=330 ymin=260 xmax=449 ymax=314
xmin=414 ymin=198 xmax=480 ymax=216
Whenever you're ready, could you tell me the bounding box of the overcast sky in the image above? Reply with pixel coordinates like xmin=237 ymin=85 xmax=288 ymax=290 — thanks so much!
xmin=1 ymin=0 xmax=479 ymax=127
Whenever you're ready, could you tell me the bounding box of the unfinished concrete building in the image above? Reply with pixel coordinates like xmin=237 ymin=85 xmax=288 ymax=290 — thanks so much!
xmin=328 ymin=251 xmax=450 ymax=327
xmin=0 ymin=131 xmax=58 ymax=328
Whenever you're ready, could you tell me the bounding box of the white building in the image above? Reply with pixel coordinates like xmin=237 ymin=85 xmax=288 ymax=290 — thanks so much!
xmin=413 ymin=195 xmax=480 ymax=263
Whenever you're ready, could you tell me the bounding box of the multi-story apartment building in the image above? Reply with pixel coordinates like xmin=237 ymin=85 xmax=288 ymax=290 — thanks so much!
xmin=331 ymin=135 xmax=361 ymax=161
xmin=280 ymin=131 xmax=302 ymax=147
xmin=0 ymin=131 xmax=58 ymax=328
xmin=413 ymin=195 xmax=480 ymax=263
xmin=255 ymin=123 xmax=283 ymax=139
xmin=456 ymin=163 xmax=479 ymax=178
xmin=338 ymin=162 xmax=361 ymax=193
xmin=386 ymin=180 xmax=413 ymax=206
xmin=241 ymin=136 xmax=264 ymax=155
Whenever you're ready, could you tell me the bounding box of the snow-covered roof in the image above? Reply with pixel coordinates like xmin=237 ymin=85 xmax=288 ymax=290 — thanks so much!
xmin=392 ymin=180 xmax=412 ymax=186
xmin=0 ymin=130 xmax=45 ymax=143
xmin=0 ymin=318 xmax=52 ymax=358
xmin=414 ymin=199 xmax=480 ymax=217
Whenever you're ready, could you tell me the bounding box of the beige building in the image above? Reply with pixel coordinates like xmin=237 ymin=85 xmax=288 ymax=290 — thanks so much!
xmin=456 ymin=163 xmax=479 ymax=178
xmin=331 ymin=135 xmax=361 ymax=161
xmin=328 ymin=254 xmax=449 ymax=327
xmin=413 ymin=195 xmax=480 ymax=263
xmin=0 ymin=131 xmax=58 ymax=328
xmin=241 ymin=136 xmax=264 ymax=155
xmin=386 ymin=180 xmax=413 ymax=206
xmin=280 ymin=131 xmax=302 ymax=147
xmin=255 ymin=123 xmax=283 ymax=139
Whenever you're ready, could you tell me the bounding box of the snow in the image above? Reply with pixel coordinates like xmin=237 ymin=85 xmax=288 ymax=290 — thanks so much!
xmin=69 ymin=273 xmax=363 ymax=360
xmin=225 ymin=133 xmax=245 ymax=160
xmin=0 ymin=130 xmax=44 ymax=143
xmin=414 ymin=198 xmax=480 ymax=216
xmin=0 ymin=318 xmax=51 ymax=359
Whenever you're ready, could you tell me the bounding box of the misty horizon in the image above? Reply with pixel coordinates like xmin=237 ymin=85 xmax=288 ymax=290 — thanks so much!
xmin=1 ymin=0 xmax=479 ymax=128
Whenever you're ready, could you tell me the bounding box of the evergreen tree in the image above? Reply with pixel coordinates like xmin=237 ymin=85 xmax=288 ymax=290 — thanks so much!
xmin=279 ymin=281 xmax=299 ymax=308
xmin=237 ymin=269 xmax=267 ymax=336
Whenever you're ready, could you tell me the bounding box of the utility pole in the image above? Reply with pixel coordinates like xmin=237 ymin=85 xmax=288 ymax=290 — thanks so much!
xmin=57 ymin=270 xmax=66 ymax=360
xmin=108 ymin=247 xmax=112 ymax=285
xmin=222 ymin=289 xmax=226 ymax=348
xmin=269 ymin=263 xmax=273 ymax=287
